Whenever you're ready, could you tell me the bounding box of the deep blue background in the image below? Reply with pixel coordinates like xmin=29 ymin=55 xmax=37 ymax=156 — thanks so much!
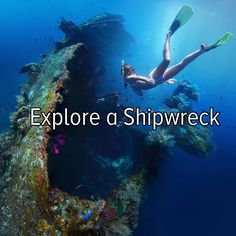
xmin=0 ymin=1 xmax=235 ymax=235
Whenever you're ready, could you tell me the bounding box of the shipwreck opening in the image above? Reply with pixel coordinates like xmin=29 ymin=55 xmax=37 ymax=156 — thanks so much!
xmin=47 ymin=46 xmax=138 ymax=199
xmin=46 ymin=14 xmax=164 ymax=201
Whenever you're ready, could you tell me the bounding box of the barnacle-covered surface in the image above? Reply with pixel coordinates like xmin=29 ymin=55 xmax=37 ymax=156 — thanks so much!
xmin=177 ymin=125 xmax=214 ymax=156
xmin=146 ymin=128 xmax=176 ymax=150
xmin=0 ymin=14 xmax=214 ymax=236
xmin=0 ymin=43 xmax=103 ymax=235
xmin=165 ymin=80 xmax=199 ymax=111
xmin=145 ymin=80 xmax=214 ymax=157
xmin=0 ymin=14 xmax=131 ymax=236
xmin=98 ymin=174 xmax=145 ymax=236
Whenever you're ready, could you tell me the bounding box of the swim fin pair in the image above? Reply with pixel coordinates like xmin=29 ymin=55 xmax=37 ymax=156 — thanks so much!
xmin=169 ymin=6 xmax=233 ymax=47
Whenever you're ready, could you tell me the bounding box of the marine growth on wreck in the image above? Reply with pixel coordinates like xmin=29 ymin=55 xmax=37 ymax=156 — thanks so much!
xmin=0 ymin=13 xmax=214 ymax=236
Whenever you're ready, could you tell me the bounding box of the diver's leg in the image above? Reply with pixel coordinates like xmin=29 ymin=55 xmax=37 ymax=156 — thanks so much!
xmin=163 ymin=46 xmax=206 ymax=80
xmin=148 ymin=33 xmax=171 ymax=80
xmin=163 ymin=32 xmax=171 ymax=62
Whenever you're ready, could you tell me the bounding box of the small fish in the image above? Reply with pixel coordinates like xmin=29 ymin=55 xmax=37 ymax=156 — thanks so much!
xmin=41 ymin=54 xmax=47 ymax=59
xmin=53 ymin=144 xmax=60 ymax=155
xmin=96 ymin=98 xmax=105 ymax=104
xmin=0 ymin=107 xmax=7 ymax=111
xmin=56 ymin=135 xmax=65 ymax=146
xmin=75 ymin=184 xmax=83 ymax=190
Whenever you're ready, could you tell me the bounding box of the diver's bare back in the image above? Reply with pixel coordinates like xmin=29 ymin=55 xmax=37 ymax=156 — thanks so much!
xmin=126 ymin=74 xmax=156 ymax=90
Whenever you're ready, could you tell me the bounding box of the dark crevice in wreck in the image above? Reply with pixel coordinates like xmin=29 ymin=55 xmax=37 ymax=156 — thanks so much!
xmin=47 ymin=44 xmax=138 ymax=199
xmin=47 ymin=47 xmax=164 ymax=199
xmin=46 ymin=14 xmax=147 ymax=200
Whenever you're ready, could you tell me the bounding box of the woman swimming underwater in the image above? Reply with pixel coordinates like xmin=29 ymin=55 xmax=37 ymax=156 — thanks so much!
xmin=122 ymin=6 xmax=233 ymax=96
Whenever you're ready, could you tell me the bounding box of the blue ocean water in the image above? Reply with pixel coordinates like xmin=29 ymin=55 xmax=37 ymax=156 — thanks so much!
xmin=0 ymin=0 xmax=236 ymax=235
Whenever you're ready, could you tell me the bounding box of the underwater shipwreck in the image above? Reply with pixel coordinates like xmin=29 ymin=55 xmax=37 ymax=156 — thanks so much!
xmin=0 ymin=14 xmax=214 ymax=236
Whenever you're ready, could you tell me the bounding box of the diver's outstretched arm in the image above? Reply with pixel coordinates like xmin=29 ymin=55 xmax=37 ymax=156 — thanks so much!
xmin=163 ymin=46 xmax=205 ymax=80
xmin=148 ymin=33 xmax=171 ymax=80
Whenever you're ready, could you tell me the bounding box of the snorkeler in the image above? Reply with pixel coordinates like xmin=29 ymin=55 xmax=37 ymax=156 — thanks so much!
xmin=122 ymin=6 xmax=233 ymax=96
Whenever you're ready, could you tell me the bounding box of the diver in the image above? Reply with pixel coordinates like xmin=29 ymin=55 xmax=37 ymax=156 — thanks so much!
xmin=122 ymin=6 xmax=233 ymax=96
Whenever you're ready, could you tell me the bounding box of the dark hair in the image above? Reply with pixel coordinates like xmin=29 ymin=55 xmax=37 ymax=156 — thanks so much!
xmin=122 ymin=64 xmax=136 ymax=78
